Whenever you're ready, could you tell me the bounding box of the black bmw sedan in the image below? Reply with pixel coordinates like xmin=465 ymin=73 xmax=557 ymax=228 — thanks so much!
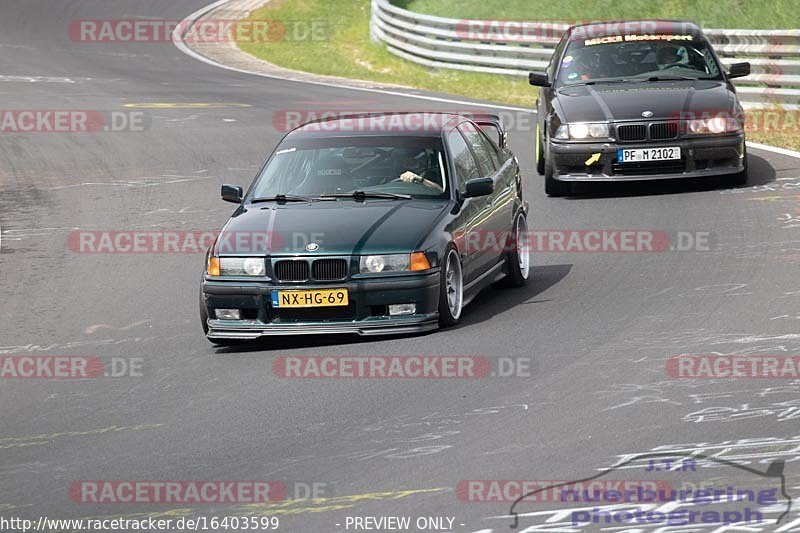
xmin=529 ymin=20 xmax=751 ymax=196
xmin=200 ymin=112 xmax=529 ymax=344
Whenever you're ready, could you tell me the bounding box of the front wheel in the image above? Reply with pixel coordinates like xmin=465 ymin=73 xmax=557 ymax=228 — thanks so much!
xmin=438 ymin=246 xmax=464 ymax=327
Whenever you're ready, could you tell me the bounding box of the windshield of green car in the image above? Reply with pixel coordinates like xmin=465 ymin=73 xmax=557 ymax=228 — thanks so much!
xmin=249 ymin=136 xmax=449 ymax=200
xmin=556 ymin=34 xmax=723 ymax=85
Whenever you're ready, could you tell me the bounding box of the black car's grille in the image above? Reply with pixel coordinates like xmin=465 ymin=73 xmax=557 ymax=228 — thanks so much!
xmin=650 ymin=122 xmax=679 ymax=140
xmin=312 ymin=259 xmax=348 ymax=281
xmin=617 ymin=124 xmax=647 ymax=141
xmin=274 ymin=260 xmax=309 ymax=282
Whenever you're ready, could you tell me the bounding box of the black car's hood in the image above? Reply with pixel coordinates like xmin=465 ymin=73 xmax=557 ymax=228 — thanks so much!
xmin=555 ymin=80 xmax=735 ymax=122
xmin=216 ymin=199 xmax=449 ymax=256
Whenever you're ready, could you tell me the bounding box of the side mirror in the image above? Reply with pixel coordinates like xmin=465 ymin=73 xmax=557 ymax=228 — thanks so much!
xmin=463 ymin=177 xmax=494 ymax=198
xmin=221 ymin=184 xmax=243 ymax=203
xmin=727 ymin=62 xmax=751 ymax=79
xmin=528 ymin=72 xmax=550 ymax=87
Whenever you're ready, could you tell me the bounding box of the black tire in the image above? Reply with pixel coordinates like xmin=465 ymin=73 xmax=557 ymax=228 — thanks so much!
xmin=544 ymin=156 xmax=570 ymax=197
xmin=437 ymin=245 xmax=464 ymax=328
xmin=721 ymin=147 xmax=748 ymax=187
xmin=199 ymin=290 xmax=244 ymax=346
xmin=502 ymin=211 xmax=531 ymax=288
xmin=535 ymin=122 xmax=545 ymax=175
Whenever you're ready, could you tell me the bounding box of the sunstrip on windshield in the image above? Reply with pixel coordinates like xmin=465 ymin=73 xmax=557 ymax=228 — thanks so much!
xmin=585 ymin=34 xmax=694 ymax=46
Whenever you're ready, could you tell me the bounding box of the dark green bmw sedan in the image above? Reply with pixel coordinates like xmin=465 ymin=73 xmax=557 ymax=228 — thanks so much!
xmin=200 ymin=112 xmax=529 ymax=344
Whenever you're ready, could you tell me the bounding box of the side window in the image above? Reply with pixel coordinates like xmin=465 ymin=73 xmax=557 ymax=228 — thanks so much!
xmin=458 ymin=122 xmax=496 ymax=176
xmin=477 ymin=123 xmax=504 ymax=153
xmin=446 ymin=128 xmax=479 ymax=190
xmin=478 ymin=128 xmax=502 ymax=170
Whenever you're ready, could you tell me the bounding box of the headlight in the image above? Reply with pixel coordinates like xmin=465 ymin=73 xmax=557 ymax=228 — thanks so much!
xmin=210 ymin=257 xmax=266 ymax=276
xmin=570 ymin=123 xmax=590 ymax=139
xmin=689 ymin=119 xmax=707 ymax=134
xmin=687 ymin=115 xmax=741 ymax=134
xmin=708 ymin=116 xmax=727 ymax=134
xmin=359 ymin=253 xmax=431 ymax=273
xmin=555 ymin=123 xmax=610 ymax=140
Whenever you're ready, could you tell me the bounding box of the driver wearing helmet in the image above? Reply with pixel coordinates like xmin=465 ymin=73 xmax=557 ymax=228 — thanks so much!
xmin=656 ymin=45 xmax=685 ymax=69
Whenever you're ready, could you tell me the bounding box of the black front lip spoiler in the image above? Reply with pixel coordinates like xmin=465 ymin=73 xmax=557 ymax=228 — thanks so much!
xmin=206 ymin=315 xmax=440 ymax=339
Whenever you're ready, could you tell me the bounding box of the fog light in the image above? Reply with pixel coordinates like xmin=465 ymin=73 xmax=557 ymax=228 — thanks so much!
xmin=389 ymin=303 xmax=416 ymax=316
xmin=215 ymin=309 xmax=240 ymax=320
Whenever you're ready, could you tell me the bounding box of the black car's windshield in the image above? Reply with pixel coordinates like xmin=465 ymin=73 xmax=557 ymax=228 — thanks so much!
xmin=557 ymin=34 xmax=723 ymax=86
xmin=249 ymin=136 xmax=449 ymax=201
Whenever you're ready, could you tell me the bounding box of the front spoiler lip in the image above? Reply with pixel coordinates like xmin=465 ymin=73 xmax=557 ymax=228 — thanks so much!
xmin=553 ymin=166 xmax=743 ymax=182
xmin=206 ymin=315 xmax=439 ymax=339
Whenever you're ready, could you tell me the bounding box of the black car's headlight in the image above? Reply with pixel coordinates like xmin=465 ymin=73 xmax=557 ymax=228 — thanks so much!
xmin=687 ymin=116 xmax=742 ymax=134
xmin=359 ymin=253 xmax=431 ymax=273
xmin=207 ymin=256 xmax=266 ymax=276
xmin=554 ymin=123 xmax=610 ymax=140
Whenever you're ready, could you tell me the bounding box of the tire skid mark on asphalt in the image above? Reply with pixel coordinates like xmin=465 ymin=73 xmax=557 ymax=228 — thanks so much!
xmin=122 ymin=103 xmax=251 ymax=109
xmin=0 ymin=75 xmax=82 ymax=83
xmin=0 ymin=337 xmax=159 ymax=355
xmin=48 ymin=174 xmax=215 ymax=190
xmin=84 ymin=319 xmax=151 ymax=335
xmin=0 ymin=424 xmax=164 ymax=449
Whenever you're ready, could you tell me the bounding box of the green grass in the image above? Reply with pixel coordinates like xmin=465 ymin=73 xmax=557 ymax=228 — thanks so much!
xmin=240 ymin=0 xmax=800 ymax=150
xmin=397 ymin=0 xmax=800 ymax=29
xmin=239 ymin=0 xmax=535 ymax=108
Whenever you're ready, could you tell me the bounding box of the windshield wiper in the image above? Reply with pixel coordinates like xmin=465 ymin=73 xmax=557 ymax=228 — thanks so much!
xmin=645 ymin=75 xmax=696 ymax=81
xmin=566 ymin=78 xmax=632 ymax=86
xmin=318 ymin=191 xmax=412 ymax=200
xmin=250 ymin=194 xmax=322 ymax=204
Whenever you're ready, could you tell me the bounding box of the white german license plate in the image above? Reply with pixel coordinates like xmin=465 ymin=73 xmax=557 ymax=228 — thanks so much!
xmin=618 ymin=147 xmax=681 ymax=163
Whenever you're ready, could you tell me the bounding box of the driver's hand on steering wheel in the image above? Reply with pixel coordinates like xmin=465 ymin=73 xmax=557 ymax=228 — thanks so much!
xmin=400 ymin=171 xmax=443 ymax=192
xmin=399 ymin=170 xmax=423 ymax=184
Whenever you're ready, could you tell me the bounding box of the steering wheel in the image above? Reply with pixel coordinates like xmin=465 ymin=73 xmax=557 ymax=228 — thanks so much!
xmin=391 ymin=176 xmax=441 ymax=190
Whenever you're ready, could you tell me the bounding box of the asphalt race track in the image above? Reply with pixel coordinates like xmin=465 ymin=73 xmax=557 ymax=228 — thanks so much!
xmin=1 ymin=2 xmax=800 ymax=532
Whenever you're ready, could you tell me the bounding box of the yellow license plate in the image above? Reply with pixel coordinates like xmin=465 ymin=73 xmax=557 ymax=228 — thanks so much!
xmin=271 ymin=288 xmax=349 ymax=308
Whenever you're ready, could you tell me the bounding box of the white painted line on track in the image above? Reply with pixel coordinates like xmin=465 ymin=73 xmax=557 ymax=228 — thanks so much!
xmin=746 ymin=141 xmax=800 ymax=160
